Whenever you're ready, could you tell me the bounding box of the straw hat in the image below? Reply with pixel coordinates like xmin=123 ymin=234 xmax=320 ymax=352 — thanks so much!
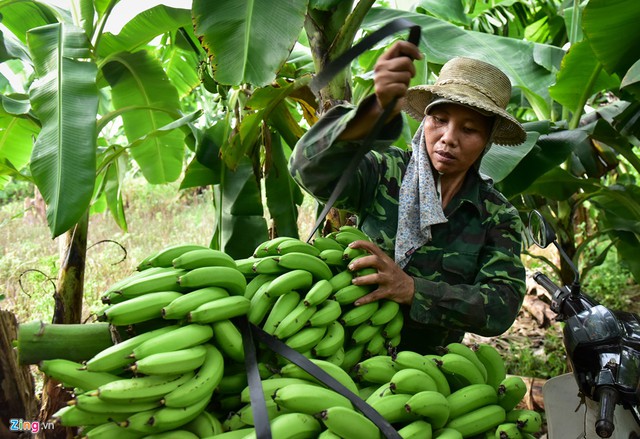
xmin=402 ymin=57 xmax=527 ymax=146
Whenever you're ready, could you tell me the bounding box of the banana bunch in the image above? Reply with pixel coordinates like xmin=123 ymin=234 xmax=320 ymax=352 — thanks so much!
xmin=35 ymin=237 xmax=542 ymax=438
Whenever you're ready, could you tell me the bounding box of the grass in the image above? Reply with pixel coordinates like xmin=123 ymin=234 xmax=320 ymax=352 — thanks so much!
xmin=0 ymin=178 xmax=217 ymax=324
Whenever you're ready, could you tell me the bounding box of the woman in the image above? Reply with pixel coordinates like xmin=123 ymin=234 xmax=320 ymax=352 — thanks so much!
xmin=289 ymin=41 xmax=527 ymax=354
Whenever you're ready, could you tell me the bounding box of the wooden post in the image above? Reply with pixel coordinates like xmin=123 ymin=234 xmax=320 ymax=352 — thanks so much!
xmin=0 ymin=310 xmax=38 ymax=438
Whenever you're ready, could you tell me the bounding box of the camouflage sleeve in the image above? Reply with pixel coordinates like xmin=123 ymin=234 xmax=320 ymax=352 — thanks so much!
xmin=409 ymin=205 xmax=526 ymax=337
xmin=288 ymin=96 xmax=403 ymax=211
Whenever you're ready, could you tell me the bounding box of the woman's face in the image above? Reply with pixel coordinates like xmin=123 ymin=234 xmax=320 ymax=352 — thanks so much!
xmin=423 ymin=103 xmax=492 ymax=178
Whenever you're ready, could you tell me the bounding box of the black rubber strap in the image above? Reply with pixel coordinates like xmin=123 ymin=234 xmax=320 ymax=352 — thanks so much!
xmin=306 ymin=18 xmax=421 ymax=242
xmin=251 ymin=323 xmax=402 ymax=439
xmin=239 ymin=316 xmax=271 ymax=438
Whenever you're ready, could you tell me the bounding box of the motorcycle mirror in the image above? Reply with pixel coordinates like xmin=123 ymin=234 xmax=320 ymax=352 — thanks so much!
xmin=528 ymin=210 xmax=557 ymax=248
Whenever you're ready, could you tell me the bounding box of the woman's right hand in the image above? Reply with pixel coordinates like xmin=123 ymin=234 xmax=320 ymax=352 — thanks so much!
xmin=373 ymin=40 xmax=422 ymax=117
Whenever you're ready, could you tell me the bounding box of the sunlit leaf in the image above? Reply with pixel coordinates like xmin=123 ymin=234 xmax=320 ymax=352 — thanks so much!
xmin=27 ymin=23 xmax=98 ymax=237
xmin=480 ymin=132 xmax=538 ymax=183
xmin=192 ymin=0 xmax=309 ymax=86
xmin=265 ymin=135 xmax=301 ymax=238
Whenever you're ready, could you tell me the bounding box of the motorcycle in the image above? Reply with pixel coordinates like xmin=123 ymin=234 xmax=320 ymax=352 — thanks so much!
xmin=527 ymin=210 xmax=640 ymax=438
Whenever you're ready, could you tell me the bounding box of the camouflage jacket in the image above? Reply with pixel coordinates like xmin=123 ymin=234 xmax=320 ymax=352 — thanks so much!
xmin=289 ymin=101 xmax=526 ymax=354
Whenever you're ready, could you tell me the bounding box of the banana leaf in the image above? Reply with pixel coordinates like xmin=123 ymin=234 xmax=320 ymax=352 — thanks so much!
xmin=582 ymin=0 xmax=640 ymax=78
xmin=96 ymin=5 xmax=192 ymax=57
xmin=27 ymin=23 xmax=98 ymax=237
xmin=181 ymin=123 xmax=225 ymax=189
xmin=363 ymin=8 xmax=562 ymax=107
xmin=192 ymin=0 xmax=309 ymax=87
xmin=0 ymin=111 xmax=39 ymax=187
xmin=0 ymin=1 xmax=68 ymax=44
xmin=102 ymin=50 xmax=184 ymax=184
xmin=220 ymin=156 xmax=268 ymax=258
xmin=480 ymin=132 xmax=538 ymax=183
xmin=265 ymin=134 xmax=303 ymax=239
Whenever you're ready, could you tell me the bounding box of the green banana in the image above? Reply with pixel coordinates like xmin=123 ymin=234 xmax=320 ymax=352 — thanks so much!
xmin=237 ymin=398 xmax=288 ymax=425
xmin=242 ymin=413 xmax=321 ymax=439
xmin=129 ymin=345 xmax=208 ymax=375
xmin=39 ymin=359 xmax=120 ymax=391
xmin=161 ymin=344 xmax=224 ymax=408
xmin=72 ymin=394 xmax=161 ymax=414
xmin=495 ymin=422 xmax=523 ymax=439
xmin=319 ymin=249 xmax=347 ymax=267
xmin=382 ymin=309 xmax=404 ymax=338
xmin=433 ymin=427 xmax=463 ymax=439
xmin=365 ymin=331 xmax=388 ymax=357
xmin=303 ymin=279 xmax=334 ymax=307
xmin=83 ymin=422 xmax=145 ymax=439
xmin=318 ymin=405 xmax=379 ymax=439
xmin=85 ymin=325 xmax=179 ymax=372
xmin=183 ymin=411 xmax=224 ymax=438
xmin=253 ymin=236 xmax=296 ymax=257
xmin=328 ymin=270 xmax=354 ymax=292
xmin=139 ymin=430 xmax=199 ymax=438
xmin=340 ymin=343 xmax=365 ymax=373
xmin=369 ymin=300 xmax=400 ymax=326
xmin=439 ymin=352 xmax=486 ymax=390
xmin=97 ymin=373 xmax=194 ymax=404
xmin=318 ymin=428 xmax=343 ymax=439
xmin=398 ymin=419 xmax=433 ymax=439
xmin=278 ymin=358 xmax=359 ymax=395
xmin=446 ymin=383 xmax=498 ymax=419
xmin=338 ymin=225 xmax=370 ymax=239
xmin=187 ymin=295 xmax=251 ymax=323
xmin=244 ymin=273 xmax=277 ymax=300
xmin=335 ymin=231 xmax=368 ymax=247
xmin=177 ymin=266 xmax=247 ymax=296
xmin=262 ymin=290 xmax=301 ymax=335
xmin=240 ymin=377 xmax=317 ymax=403
xmin=505 ymin=409 xmax=542 ymax=433
xmin=276 ymin=252 xmax=333 ymax=280
xmin=497 ymin=376 xmax=527 ymax=412
xmin=217 ymin=370 xmax=249 ymax=395
xmin=342 ymin=245 xmax=368 ymax=261
xmin=354 ymin=355 xmax=398 ymax=384
xmin=146 ymin=244 xmax=210 ymax=269
xmin=405 ymin=390 xmax=451 ymax=429
xmin=472 ymin=343 xmax=507 ymax=390
xmin=390 ymin=367 xmax=438 ymax=394
xmin=340 ymin=301 xmax=379 ymax=327
xmin=247 ymin=284 xmax=277 ymax=325
xmin=369 ymin=392 xmax=416 ymax=424
xmin=265 ymin=269 xmax=313 ymax=298
xmin=364 ymin=382 xmax=394 ymax=406
xmin=333 ymin=284 xmax=372 ymax=305
xmin=51 ymin=405 xmax=130 ymax=427
xmin=284 ymin=325 xmax=327 ymax=352
xmin=276 ymin=238 xmax=321 ymax=256
xmin=171 ymin=248 xmax=236 ymax=270
xmin=252 ymin=255 xmax=288 ymax=274
xmin=387 ymin=334 xmax=401 ymax=349
xmin=272 ymin=383 xmax=352 ymax=414
xmin=325 ymin=345 xmax=345 ymax=367
xmin=313 ymin=320 xmax=345 ymax=357
xmin=393 ymin=351 xmax=451 ymax=396
xmin=351 ymin=321 xmax=382 ymax=345
xmin=308 ymin=299 xmax=342 ymax=327
xmin=234 ymin=258 xmax=257 ymax=276
xmin=132 ymin=324 xmax=213 ymax=359
xmin=122 ymin=396 xmax=210 ymax=434
xmin=312 ymin=236 xmax=345 ymax=252
xmin=211 ymin=319 xmax=244 ymax=362
xmin=273 ymin=300 xmax=316 ymax=339
xmin=116 ymin=268 xmax=187 ymax=297
xmin=205 ymin=428 xmax=255 ymax=438
xmin=445 ymin=404 xmax=506 ymax=438
xmin=221 ymin=412 xmax=249 ymax=432
xmin=104 ymin=291 xmax=183 ymax=326
xmin=161 ymin=287 xmax=229 ymax=320
xmin=103 ymin=267 xmax=167 ymax=298
xmin=444 ymin=342 xmax=488 ymax=383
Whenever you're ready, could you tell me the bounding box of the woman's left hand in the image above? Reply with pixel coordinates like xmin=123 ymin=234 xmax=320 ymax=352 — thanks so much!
xmin=347 ymin=240 xmax=415 ymax=306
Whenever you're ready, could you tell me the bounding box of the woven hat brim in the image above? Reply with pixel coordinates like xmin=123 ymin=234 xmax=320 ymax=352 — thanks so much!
xmin=403 ymin=84 xmax=527 ymax=146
